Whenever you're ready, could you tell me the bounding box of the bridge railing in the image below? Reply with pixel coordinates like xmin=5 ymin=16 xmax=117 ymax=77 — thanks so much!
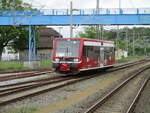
xmin=0 ymin=8 xmax=150 ymax=16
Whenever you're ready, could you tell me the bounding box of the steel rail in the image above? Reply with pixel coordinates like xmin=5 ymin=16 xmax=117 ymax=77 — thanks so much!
xmin=0 ymin=70 xmax=52 ymax=82
xmin=0 ymin=58 xmax=147 ymax=89
xmin=0 ymin=68 xmax=50 ymax=74
xmin=0 ymin=75 xmax=63 ymax=88
xmin=0 ymin=59 xmax=148 ymax=91
xmin=0 ymin=76 xmax=73 ymax=96
xmin=84 ymin=65 xmax=150 ymax=113
xmin=0 ymin=74 xmax=102 ymax=106
xmin=126 ymin=76 xmax=150 ymax=113
xmin=111 ymin=59 xmax=149 ymax=70
xmin=0 ymin=58 xmax=148 ymax=83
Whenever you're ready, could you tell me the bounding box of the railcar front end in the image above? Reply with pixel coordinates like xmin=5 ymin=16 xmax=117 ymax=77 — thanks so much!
xmin=52 ymin=38 xmax=81 ymax=75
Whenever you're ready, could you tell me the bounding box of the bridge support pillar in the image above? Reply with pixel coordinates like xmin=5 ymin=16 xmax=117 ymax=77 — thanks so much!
xmin=28 ymin=26 xmax=36 ymax=62
xmin=24 ymin=26 xmax=40 ymax=68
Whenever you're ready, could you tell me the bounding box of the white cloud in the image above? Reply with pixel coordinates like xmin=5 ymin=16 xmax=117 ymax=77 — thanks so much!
xmin=24 ymin=0 xmax=150 ymax=9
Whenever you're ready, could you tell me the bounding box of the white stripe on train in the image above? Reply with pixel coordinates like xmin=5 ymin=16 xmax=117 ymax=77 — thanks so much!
xmin=84 ymin=41 xmax=114 ymax=47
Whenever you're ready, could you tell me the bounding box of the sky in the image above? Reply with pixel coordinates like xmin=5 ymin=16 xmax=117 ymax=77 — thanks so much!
xmin=23 ymin=0 xmax=150 ymax=37
xmin=23 ymin=0 xmax=150 ymax=9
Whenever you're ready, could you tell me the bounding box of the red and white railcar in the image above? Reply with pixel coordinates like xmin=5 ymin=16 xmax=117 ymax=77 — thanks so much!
xmin=52 ymin=38 xmax=115 ymax=74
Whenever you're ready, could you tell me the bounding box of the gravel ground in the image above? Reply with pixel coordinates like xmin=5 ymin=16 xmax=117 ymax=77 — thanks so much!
xmin=133 ymin=75 xmax=150 ymax=113
xmin=0 ymin=72 xmax=55 ymax=86
xmin=0 ymin=62 xmax=150 ymax=113
xmin=94 ymin=69 xmax=150 ymax=113
xmin=0 ymin=74 xmax=51 ymax=86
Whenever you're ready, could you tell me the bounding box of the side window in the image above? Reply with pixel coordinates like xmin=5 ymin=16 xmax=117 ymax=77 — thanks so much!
xmin=104 ymin=47 xmax=114 ymax=60
xmin=83 ymin=46 xmax=100 ymax=60
xmin=94 ymin=46 xmax=100 ymax=60
xmin=88 ymin=46 xmax=94 ymax=57
xmin=83 ymin=46 xmax=88 ymax=57
xmin=83 ymin=46 xmax=93 ymax=57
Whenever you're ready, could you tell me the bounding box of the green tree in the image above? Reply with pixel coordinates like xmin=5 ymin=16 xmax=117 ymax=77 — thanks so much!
xmin=0 ymin=0 xmax=32 ymax=10
xmin=77 ymin=26 xmax=150 ymax=56
xmin=0 ymin=0 xmax=32 ymax=60
xmin=77 ymin=26 xmax=97 ymax=39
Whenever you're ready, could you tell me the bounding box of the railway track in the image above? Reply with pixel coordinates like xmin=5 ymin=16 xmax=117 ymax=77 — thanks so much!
xmin=111 ymin=58 xmax=150 ymax=69
xmin=0 ymin=58 xmax=148 ymax=82
xmin=0 ymin=74 xmax=100 ymax=106
xmin=0 ymin=76 xmax=73 ymax=95
xmin=126 ymin=75 xmax=150 ymax=113
xmin=0 ymin=58 xmax=149 ymax=88
xmin=0 ymin=70 xmax=52 ymax=82
xmin=0 ymin=68 xmax=50 ymax=74
xmin=0 ymin=58 xmax=148 ymax=87
xmin=84 ymin=65 xmax=150 ymax=113
xmin=0 ymin=59 xmax=149 ymax=106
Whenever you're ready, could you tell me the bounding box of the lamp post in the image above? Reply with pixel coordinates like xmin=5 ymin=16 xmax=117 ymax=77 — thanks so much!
xmin=126 ymin=28 xmax=128 ymax=55
xmin=119 ymin=0 xmax=121 ymax=10
xmin=96 ymin=0 xmax=99 ymax=10
xmin=70 ymin=1 xmax=79 ymax=38
xmin=132 ymin=29 xmax=135 ymax=56
xmin=70 ymin=1 xmax=73 ymax=38
xmin=96 ymin=0 xmax=103 ymax=40
xmin=116 ymin=0 xmax=121 ymax=58
xmin=13 ymin=0 xmax=16 ymax=25
xmin=58 ymin=26 xmax=63 ymax=38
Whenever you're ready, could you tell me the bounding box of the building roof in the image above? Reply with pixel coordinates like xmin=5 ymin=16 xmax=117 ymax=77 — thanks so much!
xmin=40 ymin=27 xmax=62 ymax=37
xmin=37 ymin=27 xmax=62 ymax=49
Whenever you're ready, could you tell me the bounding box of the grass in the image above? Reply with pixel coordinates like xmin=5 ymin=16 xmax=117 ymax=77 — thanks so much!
xmin=117 ymin=56 xmax=139 ymax=63
xmin=5 ymin=107 xmax=37 ymax=113
xmin=0 ymin=59 xmax=52 ymax=71
xmin=40 ymin=59 xmax=52 ymax=68
xmin=0 ymin=61 xmax=28 ymax=71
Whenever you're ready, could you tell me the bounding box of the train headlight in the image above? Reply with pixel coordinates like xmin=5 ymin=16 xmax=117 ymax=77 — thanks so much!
xmin=55 ymin=58 xmax=60 ymax=62
xmin=74 ymin=58 xmax=79 ymax=62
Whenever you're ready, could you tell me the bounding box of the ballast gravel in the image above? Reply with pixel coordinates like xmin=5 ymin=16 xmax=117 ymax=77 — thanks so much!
xmin=133 ymin=76 xmax=150 ymax=113
xmin=0 ymin=62 xmax=150 ymax=113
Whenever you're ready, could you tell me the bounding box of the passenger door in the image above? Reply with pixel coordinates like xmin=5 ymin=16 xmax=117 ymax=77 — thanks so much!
xmin=100 ymin=47 xmax=104 ymax=67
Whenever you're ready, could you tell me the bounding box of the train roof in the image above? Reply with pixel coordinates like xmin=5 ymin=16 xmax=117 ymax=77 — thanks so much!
xmin=54 ymin=37 xmax=114 ymax=44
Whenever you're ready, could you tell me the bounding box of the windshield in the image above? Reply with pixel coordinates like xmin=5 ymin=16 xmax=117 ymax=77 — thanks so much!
xmin=56 ymin=39 xmax=80 ymax=57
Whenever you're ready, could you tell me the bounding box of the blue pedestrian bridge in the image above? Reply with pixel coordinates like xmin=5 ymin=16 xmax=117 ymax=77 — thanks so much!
xmin=0 ymin=8 xmax=150 ymax=25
